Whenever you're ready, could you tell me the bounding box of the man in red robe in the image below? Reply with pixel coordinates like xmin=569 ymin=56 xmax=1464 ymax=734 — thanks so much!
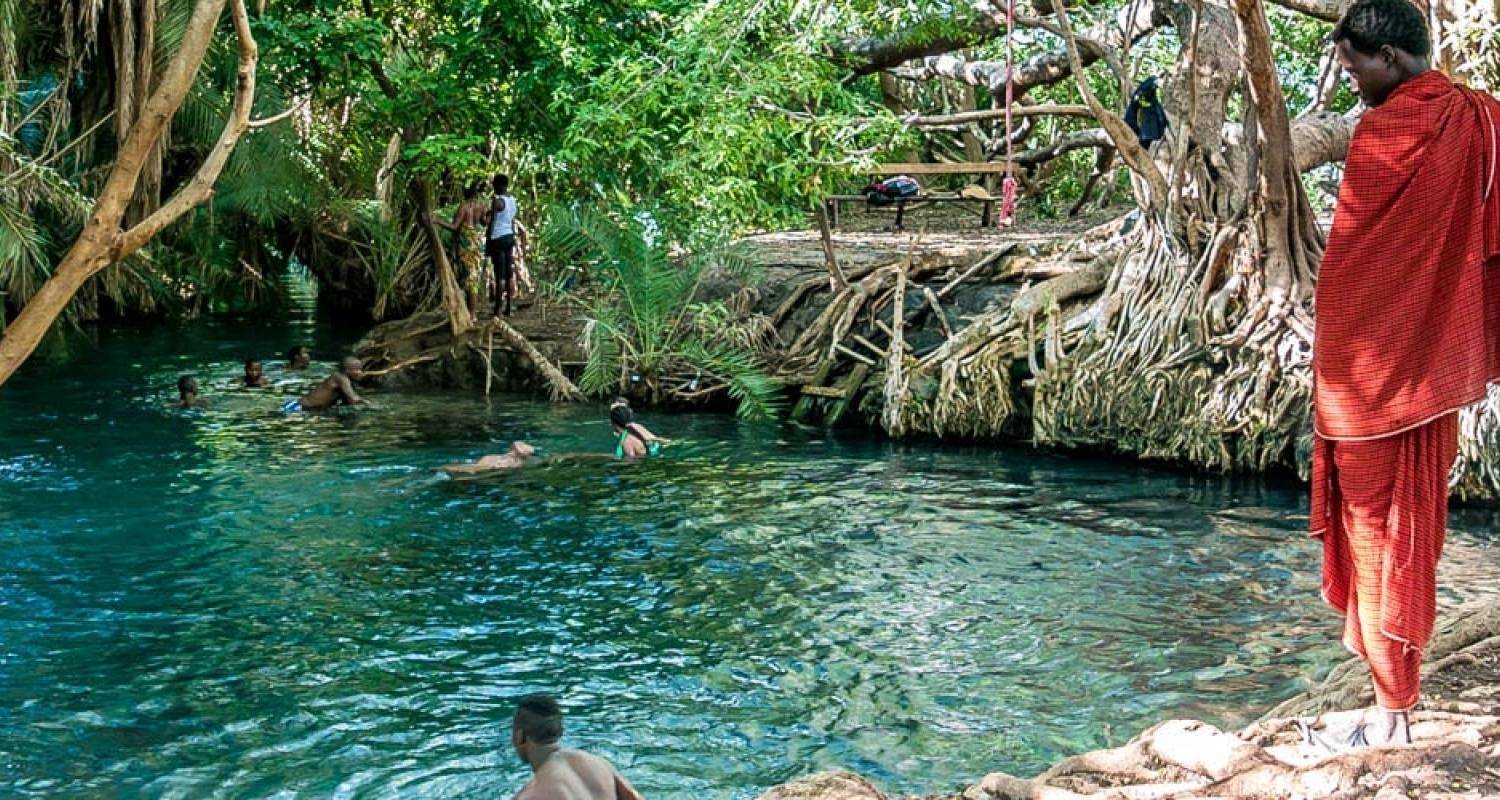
xmin=1311 ymin=0 xmax=1500 ymax=747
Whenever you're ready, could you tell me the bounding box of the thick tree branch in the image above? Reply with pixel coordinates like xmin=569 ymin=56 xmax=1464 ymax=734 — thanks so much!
xmin=1233 ymin=0 xmax=1324 ymax=291
xmin=250 ymin=98 xmax=307 ymax=129
xmin=115 ymin=0 xmax=258 ymax=261
xmin=841 ymin=3 xmax=1009 ymax=78
xmin=0 ymin=0 xmax=241 ymax=387
xmin=1270 ymin=0 xmax=1348 ymax=22
xmin=907 ymin=103 xmax=1094 ymax=127
xmin=1013 ymin=128 xmax=1113 ymax=165
xmin=1053 ymin=0 xmax=1169 ymax=212
xmin=1224 ymin=109 xmax=1359 ymax=173
xmin=889 ymin=0 xmax=1168 ymax=96
xmin=751 ymin=99 xmax=1091 ymax=128
xmin=841 ymin=0 xmax=1338 ymax=83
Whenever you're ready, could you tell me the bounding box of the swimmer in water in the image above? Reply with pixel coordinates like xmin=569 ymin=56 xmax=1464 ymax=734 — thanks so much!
xmin=285 ymin=356 xmax=365 ymax=412
xmin=287 ymin=346 xmax=312 ymax=371
xmin=174 ymin=375 xmax=204 ymax=408
xmin=242 ymin=359 xmax=270 ymax=388
xmin=609 ymin=398 xmax=668 ymax=459
xmin=441 ymin=441 xmax=538 ymax=475
xmin=510 ymin=693 xmax=643 ymax=800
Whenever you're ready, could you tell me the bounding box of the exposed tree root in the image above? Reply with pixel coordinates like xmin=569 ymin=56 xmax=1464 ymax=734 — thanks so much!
xmin=353 ymin=308 xmax=585 ymax=399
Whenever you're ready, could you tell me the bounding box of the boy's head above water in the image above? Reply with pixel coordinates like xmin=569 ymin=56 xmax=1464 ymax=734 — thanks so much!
xmin=512 ymin=693 xmax=563 ymax=760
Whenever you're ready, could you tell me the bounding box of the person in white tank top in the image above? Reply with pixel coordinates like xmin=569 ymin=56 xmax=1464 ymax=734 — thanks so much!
xmin=489 ymin=193 xmax=517 ymax=239
xmin=485 ymin=174 xmax=528 ymax=316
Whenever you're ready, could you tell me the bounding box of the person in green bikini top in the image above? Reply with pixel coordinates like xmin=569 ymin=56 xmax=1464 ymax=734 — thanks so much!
xmin=609 ymin=398 xmax=668 ymax=459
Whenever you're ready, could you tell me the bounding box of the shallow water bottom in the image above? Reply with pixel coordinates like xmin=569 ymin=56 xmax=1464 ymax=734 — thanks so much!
xmin=1 ymin=318 xmax=1498 ymax=798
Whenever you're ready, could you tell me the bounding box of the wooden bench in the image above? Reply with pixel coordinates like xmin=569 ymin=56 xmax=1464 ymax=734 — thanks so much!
xmin=825 ymin=162 xmax=1012 ymax=230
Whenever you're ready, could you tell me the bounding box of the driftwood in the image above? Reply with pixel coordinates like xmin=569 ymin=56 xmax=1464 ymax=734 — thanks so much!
xmin=816 ymin=204 xmax=851 ymax=290
xmin=484 ymin=318 xmax=584 ymax=401
xmin=923 ymin=287 xmax=954 ymax=339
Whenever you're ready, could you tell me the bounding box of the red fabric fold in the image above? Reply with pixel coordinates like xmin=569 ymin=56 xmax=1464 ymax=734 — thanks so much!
xmin=1312 ymin=414 xmax=1456 ymax=654
xmin=1310 ymin=72 xmax=1500 ymax=653
xmin=1312 ymin=71 xmax=1500 ymax=442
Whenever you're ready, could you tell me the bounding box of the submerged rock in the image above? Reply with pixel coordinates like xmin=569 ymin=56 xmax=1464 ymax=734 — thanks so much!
xmin=756 ymin=770 xmax=888 ymax=800
xmin=762 ymin=605 xmax=1500 ymax=800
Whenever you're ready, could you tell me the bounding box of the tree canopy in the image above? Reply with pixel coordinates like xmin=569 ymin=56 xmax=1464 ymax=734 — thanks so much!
xmin=0 ymin=0 xmax=1493 ymax=342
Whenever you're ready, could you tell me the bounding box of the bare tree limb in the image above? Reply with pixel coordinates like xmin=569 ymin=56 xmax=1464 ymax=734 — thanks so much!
xmin=889 ymin=0 xmax=1167 ymax=96
xmin=0 ymin=0 xmax=246 ymax=387
xmin=114 ymin=0 xmax=258 ymax=261
xmin=1052 ymin=0 xmax=1169 ymax=212
xmin=1012 ymin=128 xmax=1114 ymax=165
xmin=1224 ymin=109 xmax=1359 ymax=173
xmin=751 ymin=99 xmax=1091 ymax=128
xmin=249 ymin=98 xmax=308 ymax=129
xmin=1270 ymin=0 xmax=1347 ymax=22
xmin=908 ymin=104 xmax=1094 ymax=126
xmin=1233 ymin=0 xmax=1324 ymax=292
xmin=840 ymin=0 xmax=1339 ymax=83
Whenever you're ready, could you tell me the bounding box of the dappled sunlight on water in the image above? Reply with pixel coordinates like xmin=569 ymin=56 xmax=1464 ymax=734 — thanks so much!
xmin=1 ymin=319 xmax=1498 ymax=798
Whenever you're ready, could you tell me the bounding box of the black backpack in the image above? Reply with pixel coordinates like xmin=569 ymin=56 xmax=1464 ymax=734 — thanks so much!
xmin=863 ymin=175 xmax=921 ymax=206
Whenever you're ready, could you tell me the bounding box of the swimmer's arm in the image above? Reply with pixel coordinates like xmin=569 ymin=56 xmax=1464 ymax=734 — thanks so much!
xmin=614 ymin=770 xmax=644 ymax=800
xmin=633 ymin=423 xmax=670 ymax=444
xmin=334 ymin=374 xmax=365 ymax=405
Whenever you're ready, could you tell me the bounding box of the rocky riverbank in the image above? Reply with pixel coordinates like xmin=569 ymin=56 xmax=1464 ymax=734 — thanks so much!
xmin=759 ymin=605 xmax=1500 ymax=800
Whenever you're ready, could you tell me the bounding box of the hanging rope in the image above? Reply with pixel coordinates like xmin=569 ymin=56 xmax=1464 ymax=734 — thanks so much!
xmin=999 ymin=0 xmax=1019 ymax=226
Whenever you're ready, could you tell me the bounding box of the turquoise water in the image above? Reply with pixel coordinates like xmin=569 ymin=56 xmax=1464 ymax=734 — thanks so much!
xmin=3 ymin=315 xmax=1499 ymax=799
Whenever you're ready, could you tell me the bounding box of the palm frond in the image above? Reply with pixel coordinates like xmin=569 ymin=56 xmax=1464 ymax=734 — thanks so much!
xmin=679 ymin=338 xmax=783 ymax=420
xmin=0 ymin=187 xmax=50 ymax=304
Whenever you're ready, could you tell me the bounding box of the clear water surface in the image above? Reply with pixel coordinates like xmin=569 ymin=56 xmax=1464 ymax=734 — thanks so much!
xmin=2 ymin=309 xmax=1498 ymax=799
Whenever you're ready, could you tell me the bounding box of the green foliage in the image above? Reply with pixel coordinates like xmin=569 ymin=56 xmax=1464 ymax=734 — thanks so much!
xmin=556 ymin=0 xmax=911 ymax=239
xmin=544 ymin=204 xmax=781 ymax=420
xmin=0 ymin=0 xmax=1407 ymax=354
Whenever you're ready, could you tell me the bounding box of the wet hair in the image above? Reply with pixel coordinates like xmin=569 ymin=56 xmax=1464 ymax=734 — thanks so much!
xmin=287 ymin=345 xmax=310 ymax=361
xmin=177 ymin=375 xmax=197 ymax=394
xmin=245 ymin=358 xmax=261 ymax=369
xmin=514 ymin=693 xmax=563 ymax=744
xmin=341 ymin=356 xmax=363 ymax=372
xmin=493 ymin=174 xmax=511 ymax=194
xmin=609 ymin=404 xmax=634 ymax=429
xmin=1334 ymin=0 xmax=1430 ymax=58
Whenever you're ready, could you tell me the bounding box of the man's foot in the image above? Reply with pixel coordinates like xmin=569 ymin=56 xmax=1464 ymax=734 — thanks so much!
xmin=1298 ymin=719 xmax=1368 ymax=755
xmin=1298 ymin=710 xmax=1411 ymax=755
xmin=1371 ymin=710 xmax=1412 ymax=746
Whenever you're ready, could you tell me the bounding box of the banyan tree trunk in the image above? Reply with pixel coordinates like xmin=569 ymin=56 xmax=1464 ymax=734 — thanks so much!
xmin=888 ymin=0 xmax=1339 ymax=475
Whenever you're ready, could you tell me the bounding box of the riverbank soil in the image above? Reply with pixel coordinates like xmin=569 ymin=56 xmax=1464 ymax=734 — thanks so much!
xmin=759 ymin=605 xmax=1500 ymax=800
